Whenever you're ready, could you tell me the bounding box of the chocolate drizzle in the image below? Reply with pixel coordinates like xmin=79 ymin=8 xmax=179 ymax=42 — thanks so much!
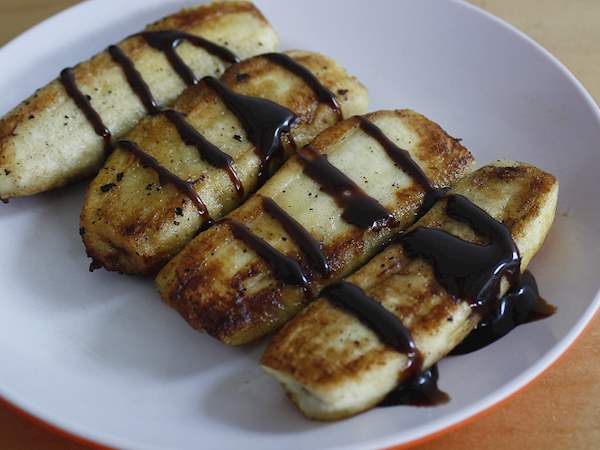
xmin=60 ymin=68 xmax=112 ymax=152
xmin=319 ymin=190 xmax=544 ymax=408
xmin=357 ymin=116 xmax=444 ymax=211
xmin=60 ymin=29 xmax=239 ymax=162
xmin=62 ymin=37 xmax=363 ymax=284
xmin=298 ymin=146 xmax=393 ymax=230
xmin=399 ymin=194 xmax=521 ymax=312
xmin=262 ymin=52 xmax=342 ymax=119
xmin=323 ymin=281 xmax=422 ymax=377
xmin=118 ymin=140 xmax=211 ymax=222
xmin=108 ymin=45 xmax=160 ymax=114
xmin=100 ymin=47 xmax=304 ymax=207
xmin=162 ymin=109 xmax=243 ymax=196
xmin=203 ymin=76 xmax=297 ymax=182
xmin=322 ymin=281 xmax=449 ymax=407
xmin=379 ymin=364 xmax=449 ymax=407
xmin=62 ymin=41 xmax=353 ymax=222
xmin=262 ymin=197 xmax=329 ymax=275
xmin=451 ymin=270 xmax=556 ymax=355
xmin=138 ymin=30 xmax=239 ymax=85
xmin=106 ymin=54 xmax=247 ymax=196
xmin=223 ymin=218 xmax=308 ymax=287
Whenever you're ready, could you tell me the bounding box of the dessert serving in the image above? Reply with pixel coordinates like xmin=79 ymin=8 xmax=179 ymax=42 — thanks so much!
xmin=262 ymin=161 xmax=557 ymax=419
xmin=0 ymin=0 xmax=564 ymax=432
xmin=156 ymin=110 xmax=473 ymax=344
xmin=0 ymin=1 xmax=277 ymax=200
xmin=81 ymin=51 xmax=367 ymax=274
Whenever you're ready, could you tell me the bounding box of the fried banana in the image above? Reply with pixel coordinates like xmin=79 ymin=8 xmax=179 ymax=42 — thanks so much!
xmin=262 ymin=161 xmax=558 ymax=420
xmin=0 ymin=1 xmax=278 ymax=200
xmin=156 ymin=110 xmax=474 ymax=344
xmin=81 ymin=50 xmax=368 ymax=274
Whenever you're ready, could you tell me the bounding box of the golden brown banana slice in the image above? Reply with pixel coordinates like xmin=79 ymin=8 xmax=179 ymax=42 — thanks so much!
xmin=261 ymin=161 xmax=558 ymax=420
xmin=81 ymin=50 xmax=368 ymax=274
xmin=156 ymin=109 xmax=474 ymax=344
xmin=0 ymin=1 xmax=278 ymax=200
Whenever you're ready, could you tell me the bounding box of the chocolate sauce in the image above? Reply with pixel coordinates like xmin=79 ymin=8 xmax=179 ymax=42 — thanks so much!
xmin=223 ymin=218 xmax=308 ymax=287
xmin=262 ymin=197 xmax=329 ymax=275
xmin=108 ymin=45 xmax=160 ymax=114
xmin=323 ymin=281 xmax=422 ymax=377
xmin=399 ymin=194 xmax=521 ymax=312
xmin=92 ymin=47 xmax=306 ymax=215
xmin=162 ymin=110 xmax=243 ymax=196
xmin=106 ymin=46 xmax=251 ymax=198
xmin=298 ymin=146 xmax=393 ymax=230
xmin=118 ymin=140 xmax=211 ymax=222
xmin=312 ymin=183 xmax=549 ymax=408
xmin=379 ymin=364 xmax=449 ymax=407
xmin=323 ymin=280 xmax=449 ymax=407
xmin=60 ymin=68 xmax=112 ymax=152
xmin=203 ymin=76 xmax=297 ymax=182
xmin=262 ymin=52 xmax=342 ymax=119
xmin=321 ymin=277 xmax=451 ymax=408
xmin=451 ymin=270 xmax=556 ymax=355
xmin=60 ymin=30 xmax=239 ymax=152
xmin=138 ymin=30 xmax=239 ymax=86
xmin=108 ymin=47 xmax=245 ymax=194
xmin=357 ymin=116 xmax=444 ymax=211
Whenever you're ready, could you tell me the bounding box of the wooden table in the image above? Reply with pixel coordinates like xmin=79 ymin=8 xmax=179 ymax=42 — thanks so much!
xmin=1 ymin=1 xmax=599 ymax=449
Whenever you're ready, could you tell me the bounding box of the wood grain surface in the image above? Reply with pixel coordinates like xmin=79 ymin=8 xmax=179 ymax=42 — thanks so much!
xmin=0 ymin=1 xmax=598 ymax=449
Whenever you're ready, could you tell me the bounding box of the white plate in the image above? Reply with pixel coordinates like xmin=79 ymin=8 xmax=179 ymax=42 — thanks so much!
xmin=1 ymin=0 xmax=599 ymax=449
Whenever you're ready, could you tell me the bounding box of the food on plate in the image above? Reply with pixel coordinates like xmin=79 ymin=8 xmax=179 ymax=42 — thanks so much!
xmin=0 ymin=0 xmax=564 ymax=424
xmin=81 ymin=50 xmax=367 ymax=274
xmin=261 ymin=161 xmax=558 ymax=420
xmin=0 ymin=1 xmax=277 ymax=201
xmin=156 ymin=110 xmax=473 ymax=345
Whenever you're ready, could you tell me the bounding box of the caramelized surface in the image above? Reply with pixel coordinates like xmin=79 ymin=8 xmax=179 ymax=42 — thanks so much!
xmin=81 ymin=51 xmax=368 ymax=274
xmin=156 ymin=110 xmax=473 ymax=344
xmin=262 ymin=162 xmax=558 ymax=420
xmin=0 ymin=1 xmax=278 ymax=199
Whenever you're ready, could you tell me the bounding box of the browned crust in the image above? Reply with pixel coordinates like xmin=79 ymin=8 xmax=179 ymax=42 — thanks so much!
xmin=145 ymin=1 xmax=268 ymax=31
xmin=157 ymin=110 xmax=474 ymax=345
xmin=261 ymin=259 xmax=463 ymax=388
xmin=263 ymin=295 xmax=399 ymax=386
xmin=160 ymin=216 xmax=311 ymax=341
xmin=261 ymin=163 xmax=558 ymax=393
xmin=81 ymin=51 xmax=366 ymax=275
xmin=80 ymin=1 xmax=268 ymax=86
xmin=473 ymin=165 xmax=556 ymax=237
xmin=0 ymin=1 xmax=269 ymax=197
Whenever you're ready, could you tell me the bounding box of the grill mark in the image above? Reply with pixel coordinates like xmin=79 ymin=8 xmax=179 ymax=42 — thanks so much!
xmin=298 ymin=146 xmax=393 ymax=230
xmin=203 ymin=76 xmax=297 ymax=183
xmin=357 ymin=116 xmax=444 ymax=211
xmin=65 ymin=46 xmax=341 ymax=248
xmin=137 ymin=30 xmax=240 ymax=86
xmin=117 ymin=140 xmax=212 ymax=223
xmin=108 ymin=45 xmax=160 ymax=114
xmin=162 ymin=109 xmax=243 ymax=197
xmin=261 ymin=197 xmax=329 ymax=275
xmin=60 ymin=29 xmax=239 ymax=166
xmin=319 ymin=192 xmax=530 ymax=408
xmin=108 ymin=46 xmax=246 ymax=196
xmin=223 ymin=218 xmax=308 ymax=287
xmin=262 ymin=52 xmax=342 ymax=119
xmin=60 ymin=68 xmax=112 ymax=153
xmin=322 ymin=281 xmax=422 ymax=378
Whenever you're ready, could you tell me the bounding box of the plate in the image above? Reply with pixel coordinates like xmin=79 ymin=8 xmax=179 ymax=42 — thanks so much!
xmin=1 ymin=0 xmax=599 ymax=449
